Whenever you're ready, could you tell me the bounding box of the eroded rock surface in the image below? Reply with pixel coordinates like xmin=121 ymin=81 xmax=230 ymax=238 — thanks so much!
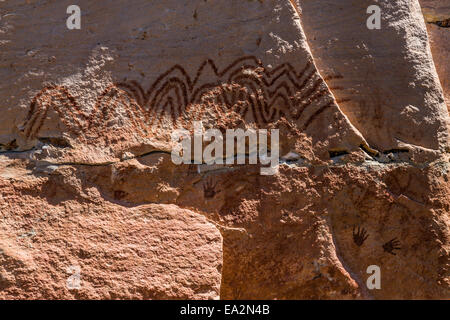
xmin=420 ymin=0 xmax=450 ymax=109
xmin=299 ymin=0 xmax=448 ymax=154
xmin=0 ymin=0 xmax=449 ymax=299
xmin=0 ymin=165 xmax=222 ymax=299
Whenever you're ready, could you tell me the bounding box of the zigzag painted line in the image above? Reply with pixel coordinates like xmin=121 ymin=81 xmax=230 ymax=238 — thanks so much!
xmin=22 ymin=56 xmax=338 ymax=141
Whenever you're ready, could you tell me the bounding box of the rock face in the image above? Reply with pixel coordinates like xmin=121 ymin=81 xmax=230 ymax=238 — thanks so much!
xmin=0 ymin=0 xmax=449 ymax=299
xmin=300 ymin=0 xmax=448 ymax=153
xmin=0 ymin=167 xmax=223 ymax=299
xmin=420 ymin=0 xmax=450 ymax=110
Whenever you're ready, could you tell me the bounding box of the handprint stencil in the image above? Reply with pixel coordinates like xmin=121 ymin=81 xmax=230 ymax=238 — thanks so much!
xmin=352 ymin=226 xmax=369 ymax=246
xmin=383 ymin=238 xmax=401 ymax=255
xmin=203 ymin=178 xmax=220 ymax=199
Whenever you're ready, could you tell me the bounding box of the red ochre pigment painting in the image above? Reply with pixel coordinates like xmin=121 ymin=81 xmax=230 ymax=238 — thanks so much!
xmin=21 ymin=56 xmax=343 ymax=141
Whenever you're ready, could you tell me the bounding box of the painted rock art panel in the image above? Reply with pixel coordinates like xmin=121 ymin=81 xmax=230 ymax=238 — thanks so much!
xmin=0 ymin=0 xmax=448 ymax=300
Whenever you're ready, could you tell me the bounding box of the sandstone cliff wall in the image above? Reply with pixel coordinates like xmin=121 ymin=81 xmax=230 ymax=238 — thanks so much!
xmin=0 ymin=0 xmax=448 ymax=299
